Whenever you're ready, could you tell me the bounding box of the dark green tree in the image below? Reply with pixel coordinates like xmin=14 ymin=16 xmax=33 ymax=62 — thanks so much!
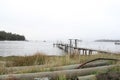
xmin=0 ymin=31 xmax=26 ymax=41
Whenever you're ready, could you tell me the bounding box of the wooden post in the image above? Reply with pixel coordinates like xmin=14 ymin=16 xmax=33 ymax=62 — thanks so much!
xmin=85 ymin=50 xmax=87 ymax=55
xmin=69 ymin=39 xmax=72 ymax=55
xmin=90 ymin=50 xmax=93 ymax=55
xmin=82 ymin=50 xmax=84 ymax=55
xmin=78 ymin=49 xmax=80 ymax=55
xmin=75 ymin=39 xmax=78 ymax=48
xmin=65 ymin=44 xmax=68 ymax=52
xmin=88 ymin=50 xmax=91 ymax=55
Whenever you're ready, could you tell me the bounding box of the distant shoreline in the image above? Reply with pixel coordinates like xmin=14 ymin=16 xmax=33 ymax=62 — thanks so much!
xmin=95 ymin=39 xmax=120 ymax=42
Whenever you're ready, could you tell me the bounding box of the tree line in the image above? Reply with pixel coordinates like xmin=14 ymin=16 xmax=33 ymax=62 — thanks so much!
xmin=0 ymin=31 xmax=25 ymax=41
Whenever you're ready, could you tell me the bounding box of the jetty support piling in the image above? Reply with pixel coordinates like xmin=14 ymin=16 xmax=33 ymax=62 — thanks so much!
xmin=69 ymin=39 xmax=72 ymax=55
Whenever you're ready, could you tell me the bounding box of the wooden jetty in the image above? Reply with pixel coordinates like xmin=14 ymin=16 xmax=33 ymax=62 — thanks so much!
xmin=54 ymin=39 xmax=113 ymax=55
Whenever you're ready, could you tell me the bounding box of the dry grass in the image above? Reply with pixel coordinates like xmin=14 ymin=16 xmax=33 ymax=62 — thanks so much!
xmin=2 ymin=53 xmax=120 ymax=67
xmin=5 ymin=53 xmax=47 ymax=67
xmin=0 ymin=53 xmax=120 ymax=75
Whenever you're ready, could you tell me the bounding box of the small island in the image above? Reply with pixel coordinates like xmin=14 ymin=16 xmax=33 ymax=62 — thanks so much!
xmin=0 ymin=31 xmax=25 ymax=41
xmin=95 ymin=39 xmax=120 ymax=42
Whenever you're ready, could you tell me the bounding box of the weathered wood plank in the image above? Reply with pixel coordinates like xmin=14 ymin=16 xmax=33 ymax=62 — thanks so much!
xmin=0 ymin=65 xmax=119 ymax=80
xmin=77 ymin=75 xmax=97 ymax=80
xmin=6 ymin=61 xmax=109 ymax=74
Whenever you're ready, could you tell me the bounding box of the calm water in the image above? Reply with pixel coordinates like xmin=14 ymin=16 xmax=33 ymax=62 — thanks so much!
xmin=0 ymin=41 xmax=63 ymax=56
xmin=0 ymin=41 xmax=120 ymax=56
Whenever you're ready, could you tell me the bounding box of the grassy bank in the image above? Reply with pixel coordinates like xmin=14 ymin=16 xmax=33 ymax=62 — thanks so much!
xmin=0 ymin=53 xmax=120 ymax=67
xmin=0 ymin=53 xmax=120 ymax=75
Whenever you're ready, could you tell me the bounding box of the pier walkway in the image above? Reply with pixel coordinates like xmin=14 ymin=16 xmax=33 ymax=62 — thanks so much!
xmin=53 ymin=39 xmax=113 ymax=55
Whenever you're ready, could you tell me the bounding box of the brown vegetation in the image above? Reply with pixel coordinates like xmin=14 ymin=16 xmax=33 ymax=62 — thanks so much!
xmin=0 ymin=53 xmax=119 ymax=76
xmin=0 ymin=53 xmax=119 ymax=67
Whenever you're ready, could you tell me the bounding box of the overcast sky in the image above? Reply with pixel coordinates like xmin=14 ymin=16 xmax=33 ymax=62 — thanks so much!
xmin=0 ymin=0 xmax=120 ymax=40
